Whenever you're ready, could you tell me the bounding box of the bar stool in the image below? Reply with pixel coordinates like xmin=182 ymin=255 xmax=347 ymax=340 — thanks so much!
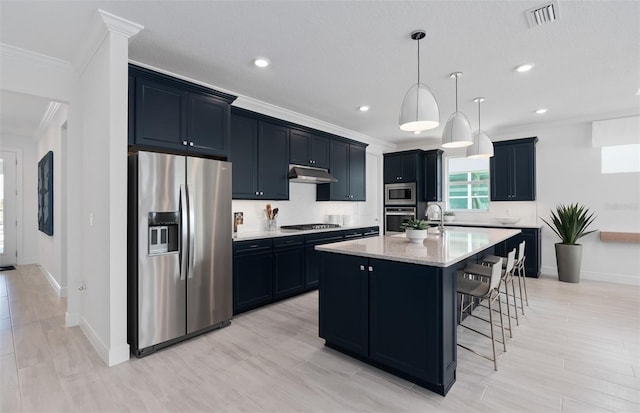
xmin=483 ymin=241 xmax=527 ymax=315
xmin=456 ymin=259 xmax=506 ymax=371
xmin=469 ymin=248 xmax=517 ymax=334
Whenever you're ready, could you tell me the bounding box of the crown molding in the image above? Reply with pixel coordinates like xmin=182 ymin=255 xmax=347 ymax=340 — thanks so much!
xmin=73 ymin=10 xmax=143 ymax=75
xmin=0 ymin=43 xmax=75 ymax=74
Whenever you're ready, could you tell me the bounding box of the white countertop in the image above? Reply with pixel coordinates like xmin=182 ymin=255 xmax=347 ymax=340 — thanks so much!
xmin=426 ymin=220 xmax=542 ymax=229
xmin=232 ymin=225 xmax=377 ymax=241
xmin=315 ymin=227 xmax=521 ymax=267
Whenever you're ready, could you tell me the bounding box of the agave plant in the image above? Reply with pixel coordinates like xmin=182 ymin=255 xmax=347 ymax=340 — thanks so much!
xmin=401 ymin=219 xmax=429 ymax=230
xmin=541 ymin=203 xmax=597 ymax=245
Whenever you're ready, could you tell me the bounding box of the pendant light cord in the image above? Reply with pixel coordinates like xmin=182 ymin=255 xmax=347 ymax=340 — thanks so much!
xmin=455 ymin=75 xmax=459 ymax=112
xmin=417 ymin=36 xmax=421 ymax=85
xmin=477 ymin=100 xmax=481 ymax=131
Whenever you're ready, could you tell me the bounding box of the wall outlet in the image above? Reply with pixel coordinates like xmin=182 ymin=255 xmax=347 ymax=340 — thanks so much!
xmin=78 ymin=280 xmax=87 ymax=292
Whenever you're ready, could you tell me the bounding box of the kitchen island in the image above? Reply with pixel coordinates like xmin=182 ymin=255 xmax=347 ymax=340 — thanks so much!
xmin=315 ymin=227 xmax=520 ymax=396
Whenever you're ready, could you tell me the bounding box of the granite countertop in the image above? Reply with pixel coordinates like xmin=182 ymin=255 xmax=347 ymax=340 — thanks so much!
xmin=426 ymin=220 xmax=542 ymax=229
xmin=232 ymin=225 xmax=378 ymax=242
xmin=315 ymin=227 xmax=521 ymax=267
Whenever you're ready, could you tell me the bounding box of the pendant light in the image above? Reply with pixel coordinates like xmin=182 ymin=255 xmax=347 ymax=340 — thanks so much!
xmin=467 ymin=97 xmax=494 ymax=158
xmin=441 ymin=72 xmax=473 ymax=148
xmin=399 ymin=30 xmax=439 ymax=132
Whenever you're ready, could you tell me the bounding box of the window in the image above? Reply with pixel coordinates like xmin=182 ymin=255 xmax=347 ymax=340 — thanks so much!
xmin=447 ymin=157 xmax=489 ymax=211
xmin=601 ymin=144 xmax=640 ymax=174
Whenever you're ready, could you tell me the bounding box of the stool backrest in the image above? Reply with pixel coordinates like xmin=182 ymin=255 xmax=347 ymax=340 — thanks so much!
xmin=489 ymin=258 xmax=503 ymax=290
xmin=505 ymin=248 xmax=516 ymax=273
xmin=517 ymin=241 xmax=526 ymax=262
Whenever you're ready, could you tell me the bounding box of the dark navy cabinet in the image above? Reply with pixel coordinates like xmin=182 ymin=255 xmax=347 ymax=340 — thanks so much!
xmin=317 ymin=141 xmax=366 ymax=201
xmin=384 ymin=151 xmax=419 ymax=183
xmin=129 ymin=65 xmax=235 ymax=158
xmin=319 ymin=253 xmax=369 ymax=357
xmin=230 ymin=113 xmax=289 ymax=200
xmin=233 ymin=239 xmax=273 ymax=314
xmin=490 ymin=137 xmax=537 ymax=201
xmin=423 ymin=149 xmax=443 ymax=202
xmin=290 ymin=129 xmax=330 ymax=168
xmin=494 ymin=227 xmax=541 ymax=277
xmin=304 ymin=232 xmax=344 ymax=290
xmin=273 ymin=236 xmax=305 ymax=299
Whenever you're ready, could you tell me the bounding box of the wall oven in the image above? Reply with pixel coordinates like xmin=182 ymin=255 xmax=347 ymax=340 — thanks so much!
xmin=385 ymin=182 xmax=416 ymax=205
xmin=384 ymin=207 xmax=416 ymax=234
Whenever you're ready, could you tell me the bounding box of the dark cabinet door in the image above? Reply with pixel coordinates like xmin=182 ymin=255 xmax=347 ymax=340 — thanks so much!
xmin=128 ymin=74 xmax=135 ymax=145
xmin=349 ymin=144 xmax=366 ymax=201
xmin=423 ymin=150 xmax=442 ymax=202
xmin=187 ymin=92 xmax=230 ymax=157
xmin=309 ymin=134 xmax=330 ymax=168
xmin=512 ymin=143 xmax=536 ymax=201
xmin=327 ymin=140 xmax=350 ymax=200
xmin=135 ymin=76 xmax=187 ymax=151
xmin=289 ymin=129 xmax=310 ymax=166
xmin=273 ymin=244 xmax=305 ymax=299
xmin=233 ymin=251 xmax=273 ymax=314
xmin=369 ymin=259 xmax=440 ymax=384
xmin=490 ymin=144 xmax=512 ymax=201
xmin=258 ymin=122 xmax=290 ymax=200
xmin=319 ymin=252 xmax=369 ymax=357
xmin=384 ymin=156 xmax=404 ymax=183
xmin=230 ymin=114 xmax=259 ymax=199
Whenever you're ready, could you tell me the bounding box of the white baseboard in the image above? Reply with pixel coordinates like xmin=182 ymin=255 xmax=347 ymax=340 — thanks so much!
xmin=541 ymin=265 xmax=640 ymax=286
xmin=18 ymin=256 xmax=37 ymax=265
xmin=38 ymin=265 xmax=66 ymax=297
xmin=79 ymin=316 xmax=130 ymax=367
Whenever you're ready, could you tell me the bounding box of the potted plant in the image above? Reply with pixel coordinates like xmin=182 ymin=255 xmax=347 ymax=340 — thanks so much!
xmin=402 ymin=219 xmax=429 ymax=244
xmin=541 ymin=203 xmax=596 ymax=283
xmin=443 ymin=211 xmax=455 ymax=223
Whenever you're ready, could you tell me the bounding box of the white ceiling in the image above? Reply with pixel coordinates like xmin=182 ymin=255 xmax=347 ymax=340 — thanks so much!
xmin=0 ymin=90 xmax=53 ymax=139
xmin=1 ymin=1 xmax=638 ymax=146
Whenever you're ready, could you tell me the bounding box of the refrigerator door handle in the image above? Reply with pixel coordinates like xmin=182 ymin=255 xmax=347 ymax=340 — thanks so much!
xmin=187 ymin=183 xmax=196 ymax=279
xmin=180 ymin=184 xmax=188 ymax=281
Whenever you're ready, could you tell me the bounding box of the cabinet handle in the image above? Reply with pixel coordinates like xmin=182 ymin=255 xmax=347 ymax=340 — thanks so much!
xmin=260 ymin=191 xmax=264 ymax=195
xmin=255 ymin=191 xmax=259 ymax=195
xmin=182 ymin=140 xmax=188 ymax=146
xmin=189 ymin=141 xmax=194 ymax=147
xmin=359 ymin=265 xmax=365 ymax=271
xmin=369 ymin=266 xmax=373 ymax=272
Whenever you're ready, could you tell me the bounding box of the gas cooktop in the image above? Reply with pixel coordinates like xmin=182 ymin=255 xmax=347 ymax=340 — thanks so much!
xmin=280 ymin=223 xmax=342 ymax=231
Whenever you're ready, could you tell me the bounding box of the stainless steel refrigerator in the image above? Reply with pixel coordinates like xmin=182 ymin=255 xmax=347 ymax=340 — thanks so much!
xmin=128 ymin=151 xmax=232 ymax=357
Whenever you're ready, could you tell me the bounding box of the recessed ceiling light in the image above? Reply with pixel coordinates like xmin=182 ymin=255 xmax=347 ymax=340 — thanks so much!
xmin=535 ymin=108 xmax=548 ymax=114
xmin=254 ymin=58 xmax=270 ymax=68
xmin=514 ymin=63 xmax=534 ymax=73
xmin=358 ymin=105 xmax=370 ymax=112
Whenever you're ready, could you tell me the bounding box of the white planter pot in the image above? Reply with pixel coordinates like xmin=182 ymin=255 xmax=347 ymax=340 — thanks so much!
xmin=443 ymin=216 xmax=455 ymax=223
xmin=405 ymin=229 xmax=427 ymax=244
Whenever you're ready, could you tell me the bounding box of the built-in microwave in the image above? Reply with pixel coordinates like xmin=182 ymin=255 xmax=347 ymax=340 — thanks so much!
xmin=384 ymin=182 xmax=416 ymax=205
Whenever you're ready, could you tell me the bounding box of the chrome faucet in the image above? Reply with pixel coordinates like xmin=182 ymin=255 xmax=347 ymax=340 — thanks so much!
xmin=426 ymin=204 xmax=444 ymax=233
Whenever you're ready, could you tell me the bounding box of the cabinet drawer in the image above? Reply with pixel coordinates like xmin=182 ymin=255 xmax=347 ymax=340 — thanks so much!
xmin=234 ymin=239 xmax=272 ymax=254
xmin=273 ymin=235 xmax=305 ymax=249
xmin=304 ymin=231 xmax=344 ymax=245
xmin=343 ymin=230 xmax=364 ymax=239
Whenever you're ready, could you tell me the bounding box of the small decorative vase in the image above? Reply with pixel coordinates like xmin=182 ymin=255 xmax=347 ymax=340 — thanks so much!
xmin=405 ymin=229 xmax=427 ymax=244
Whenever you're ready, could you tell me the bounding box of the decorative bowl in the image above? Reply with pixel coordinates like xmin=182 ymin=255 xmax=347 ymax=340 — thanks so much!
xmin=405 ymin=229 xmax=427 ymax=244
xmin=497 ymin=216 xmax=520 ymax=224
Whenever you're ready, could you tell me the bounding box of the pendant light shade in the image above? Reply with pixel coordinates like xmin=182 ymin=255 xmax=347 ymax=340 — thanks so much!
xmin=399 ymin=30 xmax=439 ymax=132
xmin=467 ymin=97 xmax=494 ymax=158
xmin=442 ymin=72 xmax=473 ymax=148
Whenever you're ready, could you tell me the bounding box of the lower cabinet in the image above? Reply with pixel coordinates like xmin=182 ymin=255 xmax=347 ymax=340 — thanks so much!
xmin=305 ymin=232 xmax=344 ymax=290
xmin=494 ymin=227 xmax=541 ymax=277
xmin=233 ymin=239 xmax=273 ymax=314
xmin=273 ymin=236 xmax=305 ymax=299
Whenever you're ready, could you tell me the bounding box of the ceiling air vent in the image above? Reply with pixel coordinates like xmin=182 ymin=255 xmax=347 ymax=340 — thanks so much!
xmin=525 ymin=1 xmax=559 ymax=28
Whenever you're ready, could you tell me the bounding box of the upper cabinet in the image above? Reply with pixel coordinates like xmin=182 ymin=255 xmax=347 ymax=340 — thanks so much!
xmin=129 ymin=65 xmax=236 ymax=158
xmin=490 ymin=137 xmax=538 ymax=201
xmin=290 ymin=129 xmax=330 ymax=168
xmin=423 ymin=149 xmax=443 ymax=202
xmin=384 ymin=152 xmax=418 ymax=183
xmin=230 ymin=112 xmax=289 ymax=200
xmin=317 ymin=140 xmax=366 ymax=201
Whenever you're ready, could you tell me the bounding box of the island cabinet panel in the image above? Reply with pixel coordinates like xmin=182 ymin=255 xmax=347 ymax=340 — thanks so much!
xmin=369 ymin=259 xmax=440 ymax=384
xmin=319 ymin=253 xmax=369 ymax=358
xmin=273 ymin=236 xmax=305 ymax=299
xmin=233 ymin=239 xmax=273 ymax=314
xmin=290 ymin=129 xmax=330 ymax=168
xmin=490 ymin=137 xmax=537 ymax=201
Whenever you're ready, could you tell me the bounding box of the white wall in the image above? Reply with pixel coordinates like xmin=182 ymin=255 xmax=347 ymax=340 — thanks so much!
xmin=494 ymin=121 xmax=640 ymax=285
xmin=35 ymin=105 xmax=68 ymax=295
xmin=0 ymin=136 xmax=38 ymax=265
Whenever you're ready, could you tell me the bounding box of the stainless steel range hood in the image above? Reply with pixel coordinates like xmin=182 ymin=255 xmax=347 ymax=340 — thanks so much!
xmin=288 ymin=164 xmax=338 ymax=184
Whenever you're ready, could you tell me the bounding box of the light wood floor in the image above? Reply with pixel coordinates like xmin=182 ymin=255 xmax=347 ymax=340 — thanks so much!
xmin=1 ymin=264 xmax=639 ymax=412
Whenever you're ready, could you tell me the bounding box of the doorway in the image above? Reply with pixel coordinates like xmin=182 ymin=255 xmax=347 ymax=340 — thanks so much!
xmin=0 ymin=151 xmax=18 ymax=267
